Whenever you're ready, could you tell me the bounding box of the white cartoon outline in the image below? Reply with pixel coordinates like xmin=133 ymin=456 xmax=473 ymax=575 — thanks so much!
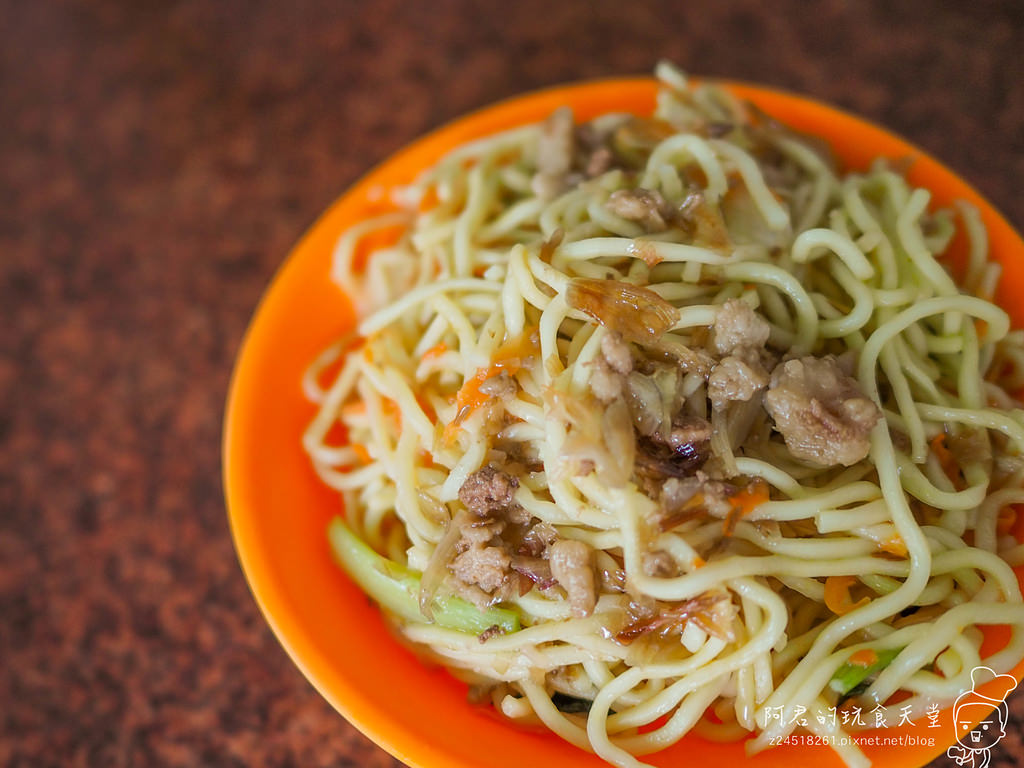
xmin=946 ymin=666 xmax=1018 ymax=768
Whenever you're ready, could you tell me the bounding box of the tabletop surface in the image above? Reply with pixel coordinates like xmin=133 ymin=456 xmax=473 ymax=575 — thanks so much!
xmin=3 ymin=1 xmax=1024 ymax=766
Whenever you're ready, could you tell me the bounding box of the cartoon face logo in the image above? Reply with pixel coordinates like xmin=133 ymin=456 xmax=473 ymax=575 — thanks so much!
xmin=947 ymin=666 xmax=1017 ymax=766
xmin=954 ymin=701 xmax=1006 ymax=751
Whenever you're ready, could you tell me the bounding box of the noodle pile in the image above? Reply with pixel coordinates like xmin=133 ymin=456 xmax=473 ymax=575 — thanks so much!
xmin=302 ymin=64 xmax=1024 ymax=767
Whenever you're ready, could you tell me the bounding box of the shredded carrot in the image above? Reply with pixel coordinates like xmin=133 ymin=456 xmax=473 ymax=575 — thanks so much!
xmin=451 ymin=373 xmax=496 ymax=422
xmin=998 ymin=506 xmax=1018 ymax=536
xmin=346 ymin=397 xmax=401 ymax=434
xmin=341 ymin=401 xmax=368 ymax=420
xmin=930 ymin=433 xmax=961 ymax=488
xmin=878 ymin=535 xmax=908 ymax=557
xmin=345 ymin=397 xmax=399 ymax=426
xmin=848 ymin=649 xmax=879 ymax=668
xmin=444 ymin=328 xmax=539 ymax=441
xmin=495 ymin=327 xmax=541 ymax=364
xmin=733 ymin=479 xmax=770 ymax=517
xmin=421 ymin=341 xmax=448 ymax=362
xmin=975 ymin=318 xmax=988 ymax=339
xmin=722 ymin=479 xmax=770 ymax=536
xmin=442 ymin=421 xmax=462 ymax=444
xmin=824 ymin=575 xmax=870 ymax=616
xmin=660 ymin=492 xmax=706 ymax=532
xmin=444 ymin=371 xmax=491 ymax=443
xmin=415 ymin=394 xmax=436 ymax=421
xmin=692 ymin=556 xmax=706 ymax=569
xmin=350 ymin=442 xmax=372 ymax=464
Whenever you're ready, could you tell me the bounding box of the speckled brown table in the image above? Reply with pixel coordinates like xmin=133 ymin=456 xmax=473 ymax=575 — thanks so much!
xmin=3 ymin=1 xmax=1024 ymax=766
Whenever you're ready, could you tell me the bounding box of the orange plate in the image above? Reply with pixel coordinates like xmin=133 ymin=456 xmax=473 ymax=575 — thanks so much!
xmin=224 ymin=78 xmax=1024 ymax=768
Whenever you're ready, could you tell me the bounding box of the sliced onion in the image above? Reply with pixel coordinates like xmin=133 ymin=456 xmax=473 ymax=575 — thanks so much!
xmin=566 ymin=277 xmax=679 ymax=344
xmin=601 ymin=398 xmax=636 ymax=487
xmin=709 ymin=405 xmax=739 ymax=477
xmin=730 ymin=396 xmax=763 ymax=446
xmin=616 ymin=590 xmax=736 ymax=644
xmin=418 ymin=505 xmax=470 ymax=619
xmin=625 ymin=371 xmax=663 ymax=437
xmin=509 ymin=556 xmax=555 ymax=590
xmin=550 ymin=389 xmax=634 ymax=488
xmin=651 ymin=364 xmax=683 ymax=419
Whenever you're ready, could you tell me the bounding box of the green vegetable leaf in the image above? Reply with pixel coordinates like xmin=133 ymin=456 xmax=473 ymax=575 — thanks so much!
xmin=829 ymin=647 xmax=903 ymax=699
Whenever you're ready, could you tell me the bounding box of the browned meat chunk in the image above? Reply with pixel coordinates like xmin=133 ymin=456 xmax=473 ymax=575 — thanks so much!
xmin=657 ymin=472 xmax=737 ymax=531
xmin=633 ymin=416 xmax=711 ymax=496
xmin=548 ymin=539 xmax=597 ymax=617
xmin=661 ymin=476 xmax=701 ymax=513
xmin=700 ymin=478 xmax=736 ymax=519
xmin=478 ymin=371 xmax=518 ymax=400
xmin=451 ymin=546 xmax=511 ymax=594
xmin=601 ymin=331 xmax=633 ymax=375
xmin=642 ymin=549 xmax=678 ymax=578
xmin=448 ymin=467 xmax=570 ymax=608
xmin=590 ymin=331 xmax=633 ymax=403
xmin=458 ymin=518 xmax=505 ymax=549
xmin=711 ymin=300 xmax=771 ymax=356
xmin=448 ymin=516 xmax=514 ymax=607
xmin=707 ymin=355 xmax=769 ymax=407
xmin=532 ymin=107 xmax=575 ymax=200
xmin=589 ymin=365 xmax=621 ymax=404
xmin=477 ymin=624 xmax=505 ymax=643
xmin=575 ymin=121 xmax=620 ymax=178
xmin=764 ymin=356 xmax=881 ymax=467
xmin=538 ymin=107 xmax=574 ymax=175
xmin=520 ymin=520 xmax=559 ymax=557
xmin=605 ymin=188 xmax=671 ymax=232
xmin=586 ymin=147 xmax=614 ymax=177
xmin=664 ymin=415 xmax=713 ymax=453
xmin=509 ymin=555 xmax=556 ymax=590
xmin=458 ymin=467 xmax=519 ymax=517
xmin=448 ymin=467 xmax=524 ymax=605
